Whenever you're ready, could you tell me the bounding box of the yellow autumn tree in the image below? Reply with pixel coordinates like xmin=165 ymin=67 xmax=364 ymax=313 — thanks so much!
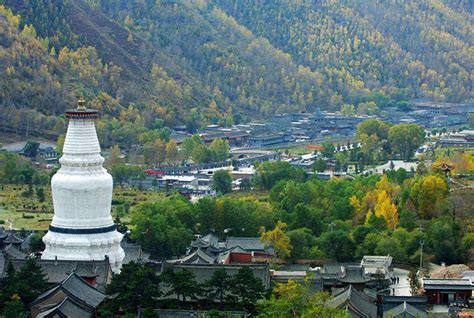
xmin=365 ymin=210 xmax=374 ymax=225
xmin=431 ymin=152 xmax=474 ymax=175
xmin=206 ymin=99 xmax=221 ymax=123
xmin=165 ymin=139 xmax=178 ymax=162
xmin=410 ymin=175 xmax=448 ymax=219
xmin=374 ymin=190 xmax=398 ymax=230
xmin=349 ymin=195 xmax=364 ymax=223
xmin=107 ymin=144 xmax=122 ymax=169
xmin=376 ymin=175 xmax=401 ymax=199
xmin=260 ymin=221 xmax=292 ymax=259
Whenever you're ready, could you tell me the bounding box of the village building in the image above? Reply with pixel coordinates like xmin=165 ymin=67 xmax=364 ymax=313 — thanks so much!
xmin=29 ymin=272 xmax=107 ymax=318
xmin=328 ymin=285 xmax=378 ymax=318
xmin=423 ymin=278 xmax=473 ymax=307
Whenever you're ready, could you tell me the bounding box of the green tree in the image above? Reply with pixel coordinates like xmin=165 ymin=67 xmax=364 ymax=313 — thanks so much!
xmin=341 ymin=104 xmax=355 ymax=116
xmin=312 ymin=158 xmax=327 ymax=172
xmin=230 ymin=266 xmax=265 ymax=313
xmin=107 ymin=144 xmax=122 ymax=169
xmin=388 ymin=124 xmax=425 ymax=160
xmin=257 ymin=279 xmax=349 ymax=318
xmin=131 ymin=197 xmax=194 ymax=258
xmin=318 ymin=230 xmax=355 ymax=262
xmin=209 ymin=138 xmax=230 ymax=161
xmin=29 ymin=232 xmax=45 ymax=253
xmin=162 ymin=268 xmax=201 ymax=305
xmin=260 ymin=221 xmax=292 ymax=259
xmin=110 ymin=164 xmax=142 ymax=187
xmin=410 ymin=175 xmax=448 ymax=219
xmin=102 ymin=262 xmax=161 ymax=315
xmin=192 ymin=143 xmax=212 ymax=163
xmin=254 ymin=161 xmax=306 ymax=190
xmin=321 ymin=141 xmax=335 ymax=159
xmin=181 ymin=134 xmax=202 ymax=159
xmin=0 ymin=262 xmax=17 ymax=310
xmin=460 ymin=233 xmax=474 ymax=264
xmin=408 ymin=270 xmax=420 ymax=295
xmin=426 ymin=218 xmax=463 ymax=264
xmin=356 ymin=232 xmax=384 ymax=258
xmin=287 ymin=228 xmax=317 ymax=260
xmin=165 ymin=139 xmax=178 ymax=162
xmin=3 ymin=295 xmax=24 ymax=318
xmin=35 ymin=187 xmax=45 ymax=202
xmin=204 ymin=268 xmax=231 ymax=306
xmin=374 ymin=237 xmax=407 ymax=261
xmin=212 ymin=169 xmax=233 ymax=194
xmin=1 ymin=258 xmax=48 ymax=308
xmin=358 ymin=101 xmax=378 ymax=115
xmin=55 ymin=134 xmax=65 ymax=156
xmin=352 ymin=225 xmax=376 ymax=245
xmin=356 ymin=119 xmax=390 ymax=164
xmin=468 ymin=113 xmax=474 ymax=129
xmin=288 ymin=203 xmax=323 ymax=236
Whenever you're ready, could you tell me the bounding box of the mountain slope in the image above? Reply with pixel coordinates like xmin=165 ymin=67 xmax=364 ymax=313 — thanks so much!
xmin=0 ymin=0 xmax=472 ymax=143
xmin=213 ymin=0 xmax=473 ymax=103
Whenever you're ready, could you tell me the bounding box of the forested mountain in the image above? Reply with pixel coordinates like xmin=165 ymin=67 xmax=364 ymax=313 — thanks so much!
xmin=214 ymin=0 xmax=473 ymax=104
xmin=0 ymin=0 xmax=472 ymax=141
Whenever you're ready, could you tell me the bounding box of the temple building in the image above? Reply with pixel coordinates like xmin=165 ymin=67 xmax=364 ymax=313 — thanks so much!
xmin=42 ymin=98 xmax=124 ymax=273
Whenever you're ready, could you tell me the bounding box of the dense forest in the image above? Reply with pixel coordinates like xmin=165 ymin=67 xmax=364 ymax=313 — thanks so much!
xmin=0 ymin=0 xmax=472 ymax=141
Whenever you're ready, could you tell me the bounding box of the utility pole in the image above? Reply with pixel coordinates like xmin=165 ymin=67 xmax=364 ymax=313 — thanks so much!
xmin=419 ymin=238 xmax=424 ymax=274
xmin=418 ymin=225 xmax=424 ymax=276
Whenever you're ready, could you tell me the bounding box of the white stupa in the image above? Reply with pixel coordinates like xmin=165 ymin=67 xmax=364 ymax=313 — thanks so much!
xmin=42 ymin=97 xmax=124 ymax=273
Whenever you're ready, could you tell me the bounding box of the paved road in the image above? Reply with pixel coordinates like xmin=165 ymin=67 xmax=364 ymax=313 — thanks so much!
xmin=1 ymin=140 xmax=55 ymax=152
xmin=391 ymin=268 xmax=411 ymax=296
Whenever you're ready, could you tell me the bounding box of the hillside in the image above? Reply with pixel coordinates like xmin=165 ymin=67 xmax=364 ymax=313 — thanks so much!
xmin=214 ymin=0 xmax=473 ymax=104
xmin=0 ymin=0 xmax=473 ymax=143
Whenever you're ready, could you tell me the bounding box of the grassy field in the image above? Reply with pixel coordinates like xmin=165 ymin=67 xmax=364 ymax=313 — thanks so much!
xmin=0 ymin=184 xmax=54 ymax=230
xmin=0 ymin=184 xmax=166 ymax=230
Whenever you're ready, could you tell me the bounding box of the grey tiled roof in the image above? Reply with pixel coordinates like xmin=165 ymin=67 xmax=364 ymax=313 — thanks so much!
xmin=2 ymin=258 xmax=111 ymax=291
xmin=329 ymin=285 xmax=377 ymax=318
xmin=36 ymin=297 xmax=95 ymax=318
xmin=33 ymin=272 xmax=106 ymax=311
xmin=190 ymin=233 xmax=220 ymax=249
xmin=3 ymin=234 xmax=23 ymax=244
xmin=383 ymin=302 xmax=428 ymax=318
xmin=121 ymin=240 xmax=150 ymax=264
xmin=20 ymin=233 xmax=33 ymax=252
xmin=339 ymin=266 xmax=371 ymax=284
xmin=201 ymin=233 xmax=219 ymax=247
xmin=163 ymin=263 xmax=271 ymax=288
xmin=4 ymin=244 xmax=27 ymax=259
xmin=423 ymin=278 xmax=473 ymax=290
xmin=225 ymin=237 xmax=267 ymax=252
xmin=324 ymin=264 xmax=345 ymax=274
xmin=62 ymin=272 xmax=107 ymax=307
xmin=168 ymin=248 xmax=217 ymax=264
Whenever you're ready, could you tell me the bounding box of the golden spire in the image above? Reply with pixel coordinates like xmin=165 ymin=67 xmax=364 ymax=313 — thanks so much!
xmin=77 ymin=96 xmax=87 ymax=111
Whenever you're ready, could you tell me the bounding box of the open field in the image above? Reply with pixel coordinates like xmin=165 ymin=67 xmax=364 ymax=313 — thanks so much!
xmin=0 ymin=184 xmax=54 ymax=230
xmin=0 ymin=184 xmax=167 ymax=230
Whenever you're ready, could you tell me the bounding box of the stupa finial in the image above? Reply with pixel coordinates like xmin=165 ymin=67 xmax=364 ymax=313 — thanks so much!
xmin=77 ymin=96 xmax=87 ymax=111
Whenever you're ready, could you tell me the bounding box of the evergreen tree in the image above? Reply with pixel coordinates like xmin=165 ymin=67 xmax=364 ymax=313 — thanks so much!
xmin=229 ymin=266 xmax=265 ymax=313
xmin=14 ymin=259 xmax=48 ymax=305
xmin=102 ymin=262 xmax=161 ymax=315
xmin=162 ymin=268 xmax=201 ymax=307
xmin=204 ymin=268 xmax=231 ymax=306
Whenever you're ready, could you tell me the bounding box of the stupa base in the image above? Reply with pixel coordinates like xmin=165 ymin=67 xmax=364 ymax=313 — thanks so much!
xmin=42 ymin=230 xmax=125 ymax=273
